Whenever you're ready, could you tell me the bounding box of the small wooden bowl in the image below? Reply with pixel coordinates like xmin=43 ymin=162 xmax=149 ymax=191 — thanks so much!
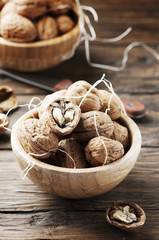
xmin=0 ymin=7 xmax=80 ymax=72
xmin=11 ymin=109 xmax=141 ymax=199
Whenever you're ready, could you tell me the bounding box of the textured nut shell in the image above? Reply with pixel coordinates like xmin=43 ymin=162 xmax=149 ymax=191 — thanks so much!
xmin=56 ymin=15 xmax=74 ymax=34
xmin=0 ymin=85 xmax=18 ymax=112
xmin=37 ymin=16 xmax=58 ymax=40
xmin=39 ymin=99 xmax=81 ymax=136
xmin=66 ymin=80 xmax=103 ymax=112
xmin=18 ymin=118 xmax=59 ymax=159
xmin=85 ymin=136 xmax=124 ymax=166
xmin=0 ymin=2 xmax=17 ymax=17
xmin=73 ymin=111 xmax=114 ymax=143
xmin=0 ymin=113 xmax=9 ymax=135
xmin=47 ymin=0 xmax=70 ymax=15
xmin=0 ymin=13 xmax=37 ymax=42
xmin=55 ymin=138 xmax=88 ymax=168
xmin=39 ymin=90 xmax=67 ymax=116
xmin=111 ymin=121 xmax=129 ymax=149
xmin=13 ymin=0 xmax=47 ymax=19
xmin=106 ymin=201 xmax=146 ymax=232
xmin=100 ymin=90 xmax=122 ymax=120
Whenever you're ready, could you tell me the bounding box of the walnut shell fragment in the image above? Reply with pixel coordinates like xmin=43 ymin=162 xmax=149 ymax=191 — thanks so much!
xmin=37 ymin=16 xmax=58 ymax=40
xmin=0 ymin=13 xmax=37 ymax=42
xmin=13 ymin=0 xmax=47 ymax=19
xmin=0 ymin=113 xmax=9 ymax=135
xmin=66 ymin=81 xmax=103 ymax=113
xmin=85 ymin=136 xmax=124 ymax=166
xmin=111 ymin=121 xmax=129 ymax=149
xmin=39 ymin=99 xmax=81 ymax=136
xmin=72 ymin=111 xmax=114 ymax=143
xmin=56 ymin=15 xmax=74 ymax=34
xmin=106 ymin=201 xmax=146 ymax=232
xmin=100 ymin=90 xmax=122 ymax=120
xmin=55 ymin=138 xmax=88 ymax=168
xmin=18 ymin=118 xmax=59 ymax=159
xmin=0 ymin=85 xmax=18 ymax=112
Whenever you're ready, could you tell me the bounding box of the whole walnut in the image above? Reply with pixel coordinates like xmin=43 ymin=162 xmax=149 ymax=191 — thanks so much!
xmin=13 ymin=0 xmax=47 ymax=19
xmin=85 ymin=136 xmax=124 ymax=166
xmin=18 ymin=118 xmax=59 ymax=159
xmin=37 ymin=16 xmax=58 ymax=40
xmin=56 ymin=15 xmax=74 ymax=34
xmin=72 ymin=111 xmax=114 ymax=143
xmin=47 ymin=0 xmax=71 ymax=15
xmin=111 ymin=121 xmax=129 ymax=149
xmin=55 ymin=138 xmax=88 ymax=168
xmin=66 ymin=81 xmax=103 ymax=113
xmin=0 ymin=13 xmax=37 ymax=42
xmin=100 ymin=90 xmax=122 ymax=120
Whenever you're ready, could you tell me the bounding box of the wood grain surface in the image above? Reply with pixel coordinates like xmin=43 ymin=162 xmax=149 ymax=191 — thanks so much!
xmin=0 ymin=0 xmax=159 ymax=239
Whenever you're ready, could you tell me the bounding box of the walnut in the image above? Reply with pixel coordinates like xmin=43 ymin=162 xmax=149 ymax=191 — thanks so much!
xmin=37 ymin=16 xmax=58 ymax=40
xmin=85 ymin=136 xmax=124 ymax=166
xmin=72 ymin=111 xmax=114 ymax=143
xmin=18 ymin=118 xmax=59 ymax=159
xmin=55 ymin=138 xmax=88 ymax=168
xmin=66 ymin=81 xmax=103 ymax=113
xmin=39 ymin=99 xmax=81 ymax=136
xmin=111 ymin=121 xmax=129 ymax=149
xmin=47 ymin=0 xmax=71 ymax=15
xmin=99 ymin=90 xmax=122 ymax=120
xmin=56 ymin=15 xmax=74 ymax=34
xmin=0 ymin=13 xmax=37 ymax=42
xmin=0 ymin=2 xmax=17 ymax=17
xmin=0 ymin=113 xmax=9 ymax=135
xmin=13 ymin=0 xmax=47 ymax=19
xmin=106 ymin=201 xmax=146 ymax=232
xmin=0 ymin=85 xmax=18 ymax=112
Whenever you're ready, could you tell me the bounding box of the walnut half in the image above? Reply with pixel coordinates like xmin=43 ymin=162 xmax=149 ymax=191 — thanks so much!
xmin=106 ymin=201 xmax=146 ymax=232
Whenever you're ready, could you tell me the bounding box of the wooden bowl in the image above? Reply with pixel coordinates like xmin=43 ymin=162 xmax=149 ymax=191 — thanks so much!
xmin=0 ymin=7 xmax=80 ymax=72
xmin=11 ymin=109 xmax=141 ymax=199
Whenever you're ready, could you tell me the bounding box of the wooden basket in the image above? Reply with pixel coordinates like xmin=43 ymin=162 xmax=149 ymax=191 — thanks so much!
xmin=11 ymin=109 xmax=142 ymax=199
xmin=0 ymin=8 xmax=80 ymax=72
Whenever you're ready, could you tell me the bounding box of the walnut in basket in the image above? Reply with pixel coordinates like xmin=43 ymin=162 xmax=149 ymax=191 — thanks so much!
xmin=56 ymin=15 xmax=74 ymax=34
xmin=37 ymin=16 xmax=58 ymax=40
xmin=111 ymin=121 xmax=129 ymax=149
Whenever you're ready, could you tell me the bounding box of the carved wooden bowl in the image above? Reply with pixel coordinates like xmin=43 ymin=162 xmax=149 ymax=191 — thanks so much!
xmin=11 ymin=108 xmax=141 ymax=199
xmin=0 ymin=5 xmax=79 ymax=72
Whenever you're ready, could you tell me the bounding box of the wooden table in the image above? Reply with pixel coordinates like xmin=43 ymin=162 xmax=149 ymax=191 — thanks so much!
xmin=0 ymin=0 xmax=159 ymax=239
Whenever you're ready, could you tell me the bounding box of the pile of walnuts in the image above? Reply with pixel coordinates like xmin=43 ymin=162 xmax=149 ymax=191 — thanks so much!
xmin=18 ymin=80 xmax=130 ymax=168
xmin=0 ymin=0 xmax=76 ymax=43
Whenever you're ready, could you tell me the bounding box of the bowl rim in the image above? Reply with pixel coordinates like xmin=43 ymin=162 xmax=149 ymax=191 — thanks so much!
xmin=0 ymin=4 xmax=80 ymax=48
xmin=11 ymin=107 xmax=142 ymax=174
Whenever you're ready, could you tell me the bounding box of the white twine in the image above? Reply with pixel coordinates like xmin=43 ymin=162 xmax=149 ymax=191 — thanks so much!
xmin=60 ymin=0 xmax=159 ymax=72
xmin=93 ymin=111 xmax=108 ymax=165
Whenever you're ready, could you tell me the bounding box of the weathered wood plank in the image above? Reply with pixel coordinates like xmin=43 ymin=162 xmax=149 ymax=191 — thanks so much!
xmin=0 ymin=147 xmax=159 ymax=212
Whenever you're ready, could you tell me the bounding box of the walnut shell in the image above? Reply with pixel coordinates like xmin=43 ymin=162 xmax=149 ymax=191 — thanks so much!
xmin=111 ymin=121 xmax=129 ymax=149
xmin=85 ymin=136 xmax=124 ymax=166
xmin=39 ymin=90 xmax=67 ymax=116
xmin=66 ymin=81 xmax=103 ymax=113
xmin=72 ymin=111 xmax=114 ymax=143
xmin=0 ymin=13 xmax=37 ymax=42
xmin=39 ymin=98 xmax=81 ymax=137
xmin=18 ymin=118 xmax=59 ymax=159
xmin=37 ymin=16 xmax=58 ymax=40
xmin=13 ymin=0 xmax=47 ymax=19
xmin=1 ymin=1 xmax=16 ymax=17
xmin=56 ymin=15 xmax=74 ymax=34
xmin=55 ymin=138 xmax=88 ymax=168
xmin=0 ymin=113 xmax=9 ymax=135
xmin=100 ymin=90 xmax=122 ymax=120
xmin=0 ymin=85 xmax=18 ymax=112
xmin=47 ymin=0 xmax=70 ymax=15
xmin=106 ymin=201 xmax=146 ymax=232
